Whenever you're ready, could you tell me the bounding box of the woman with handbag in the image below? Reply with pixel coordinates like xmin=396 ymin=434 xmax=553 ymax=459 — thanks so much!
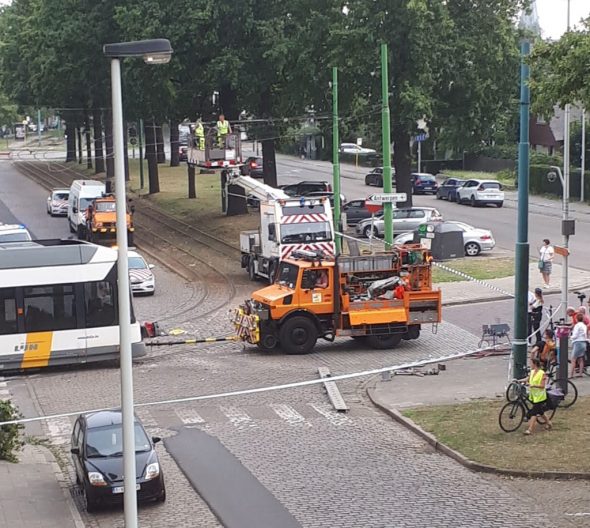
xmin=539 ymin=239 xmax=554 ymax=288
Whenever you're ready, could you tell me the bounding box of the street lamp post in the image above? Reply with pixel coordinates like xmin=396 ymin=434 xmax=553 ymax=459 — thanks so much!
xmin=103 ymin=39 xmax=172 ymax=528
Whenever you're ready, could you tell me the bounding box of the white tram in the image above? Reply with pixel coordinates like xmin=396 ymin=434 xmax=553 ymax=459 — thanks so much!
xmin=0 ymin=239 xmax=145 ymax=370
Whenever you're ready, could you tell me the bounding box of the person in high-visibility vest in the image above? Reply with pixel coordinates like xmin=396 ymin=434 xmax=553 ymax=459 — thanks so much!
xmin=194 ymin=119 xmax=205 ymax=150
xmin=216 ymin=114 xmax=231 ymax=147
xmin=520 ymin=357 xmax=552 ymax=435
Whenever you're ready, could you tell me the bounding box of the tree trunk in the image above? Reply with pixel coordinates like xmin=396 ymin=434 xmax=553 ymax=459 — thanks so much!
xmin=105 ymin=109 xmax=114 ymax=180
xmin=170 ymin=120 xmax=179 ymax=167
xmin=145 ymin=120 xmax=160 ymax=194
xmin=156 ymin=124 xmax=165 ymax=163
xmin=123 ymin=124 xmax=129 ymax=181
xmin=262 ymin=138 xmax=278 ymax=188
xmin=392 ymin=124 xmax=413 ymax=208
xmin=92 ymin=108 xmax=105 ymax=174
xmin=65 ymin=121 xmax=76 ymax=162
xmin=76 ymin=126 xmax=83 ymax=164
xmin=187 ymin=164 xmax=196 ymax=198
xmin=85 ymin=114 xmax=92 ymax=170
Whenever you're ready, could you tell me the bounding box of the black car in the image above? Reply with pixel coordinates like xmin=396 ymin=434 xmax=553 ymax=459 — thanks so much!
xmin=241 ymin=156 xmax=263 ymax=178
xmin=411 ymin=172 xmax=439 ymax=195
xmin=364 ymin=167 xmax=396 ymax=187
xmin=281 ymin=181 xmax=347 ymax=203
xmin=436 ymin=177 xmax=466 ymax=202
xmin=342 ymin=199 xmax=382 ymax=225
xmin=71 ymin=411 xmax=166 ymax=512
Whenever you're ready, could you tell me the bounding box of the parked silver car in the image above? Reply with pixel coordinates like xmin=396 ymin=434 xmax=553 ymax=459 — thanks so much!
xmin=355 ymin=207 xmax=443 ymax=238
xmin=393 ymin=221 xmax=495 ymax=256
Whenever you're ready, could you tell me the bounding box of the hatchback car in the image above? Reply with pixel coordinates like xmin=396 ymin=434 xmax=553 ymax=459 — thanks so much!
xmin=343 ymin=199 xmax=382 ymax=226
xmin=411 ymin=173 xmax=439 ymax=195
xmin=355 ymin=207 xmax=443 ymax=238
xmin=393 ymin=221 xmax=495 ymax=256
xmin=436 ymin=178 xmax=465 ymax=202
xmin=456 ymin=179 xmax=504 ymax=207
xmin=0 ymin=224 xmax=33 ymax=243
xmin=240 ymin=156 xmax=263 ymax=178
xmin=128 ymin=250 xmax=155 ymax=295
xmin=70 ymin=410 xmax=166 ymax=512
xmin=47 ymin=188 xmax=70 ymax=216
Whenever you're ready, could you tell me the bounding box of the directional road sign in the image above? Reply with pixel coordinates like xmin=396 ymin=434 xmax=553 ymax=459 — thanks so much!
xmin=368 ymin=193 xmax=407 ymax=203
xmin=414 ymin=133 xmax=428 ymax=142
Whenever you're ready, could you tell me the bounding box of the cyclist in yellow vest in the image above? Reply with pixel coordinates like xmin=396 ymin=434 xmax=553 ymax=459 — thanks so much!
xmin=523 ymin=357 xmax=552 ymax=435
xmin=216 ymin=114 xmax=231 ymax=147
xmin=194 ymin=119 xmax=205 ymax=150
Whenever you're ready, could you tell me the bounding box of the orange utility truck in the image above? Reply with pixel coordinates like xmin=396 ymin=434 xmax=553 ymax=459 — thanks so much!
xmin=85 ymin=194 xmax=135 ymax=246
xmin=233 ymin=246 xmax=442 ymax=354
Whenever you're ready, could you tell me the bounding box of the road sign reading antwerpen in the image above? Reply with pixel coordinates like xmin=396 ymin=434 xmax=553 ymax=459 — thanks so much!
xmin=367 ymin=193 xmax=407 ymax=203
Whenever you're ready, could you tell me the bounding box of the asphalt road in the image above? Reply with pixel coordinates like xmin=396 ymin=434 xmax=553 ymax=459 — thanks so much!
xmin=273 ymin=153 xmax=590 ymax=269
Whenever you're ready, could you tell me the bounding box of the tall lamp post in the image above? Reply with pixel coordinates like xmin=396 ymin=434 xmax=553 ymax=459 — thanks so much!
xmin=103 ymin=39 xmax=173 ymax=528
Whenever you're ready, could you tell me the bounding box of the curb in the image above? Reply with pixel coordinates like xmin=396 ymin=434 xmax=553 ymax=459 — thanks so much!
xmin=366 ymin=384 xmax=590 ymax=481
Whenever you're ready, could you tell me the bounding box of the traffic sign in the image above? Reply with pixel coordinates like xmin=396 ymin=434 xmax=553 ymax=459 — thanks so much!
xmin=414 ymin=133 xmax=428 ymax=142
xmin=365 ymin=201 xmax=382 ymax=214
xmin=368 ymin=193 xmax=407 ymax=203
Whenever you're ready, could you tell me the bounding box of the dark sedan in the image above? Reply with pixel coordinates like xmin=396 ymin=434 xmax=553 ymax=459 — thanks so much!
xmin=342 ymin=199 xmax=382 ymax=225
xmin=411 ymin=172 xmax=439 ymax=195
xmin=436 ymin=177 xmax=466 ymax=202
xmin=71 ymin=410 xmax=166 ymax=512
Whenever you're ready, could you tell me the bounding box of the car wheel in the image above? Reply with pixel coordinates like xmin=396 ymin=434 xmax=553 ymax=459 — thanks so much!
xmin=464 ymin=242 xmax=481 ymax=257
xmin=470 ymin=195 xmax=477 ymax=207
xmin=450 ymin=193 xmax=456 ymax=203
xmin=69 ymin=221 xmax=76 ymax=234
xmin=377 ymin=178 xmax=383 ymax=187
xmin=279 ymin=316 xmax=317 ymax=355
xmin=365 ymin=176 xmax=372 ymax=186
xmin=363 ymin=225 xmax=377 ymax=238
xmin=497 ymin=202 xmax=503 ymax=208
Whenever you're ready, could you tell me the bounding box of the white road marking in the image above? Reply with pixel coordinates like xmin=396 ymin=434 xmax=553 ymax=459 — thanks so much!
xmin=176 ymin=408 xmax=206 ymax=425
xmin=220 ymin=406 xmax=257 ymax=429
xmin=309 ymin=403 xmax=351 ymax=426
xmin=270 ymin=404 xmax=311 ymax=427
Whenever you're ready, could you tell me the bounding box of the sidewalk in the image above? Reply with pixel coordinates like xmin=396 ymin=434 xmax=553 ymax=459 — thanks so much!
xmin=436 ymin=261 xmax=590 ymax=306
xmin=0 ymin=444 xmax=83 ymax=528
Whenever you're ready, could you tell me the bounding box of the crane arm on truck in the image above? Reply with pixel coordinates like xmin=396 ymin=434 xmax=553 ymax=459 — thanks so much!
xmin=228 ymin=174 xmax=290 ymax=202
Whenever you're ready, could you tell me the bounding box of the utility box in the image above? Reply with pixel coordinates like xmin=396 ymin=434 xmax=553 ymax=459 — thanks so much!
xmin=413 ymin=222 xmax=464 ymax=261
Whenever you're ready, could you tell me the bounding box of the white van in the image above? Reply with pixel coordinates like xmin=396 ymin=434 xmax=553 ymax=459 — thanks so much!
xmin=68 ymin=180 xmax=106 ymax=238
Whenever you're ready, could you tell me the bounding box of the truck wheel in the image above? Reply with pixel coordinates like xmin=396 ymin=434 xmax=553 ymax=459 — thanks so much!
xmin=248 ymin=259 xmax=256 ymax=281
xmin=77 ymin=225 xmax=86 ymax=240
xmin=279 ymin=316 xmax=317 ymax=355
xmin=367 ymin=334 xmax=402 ymax=349
xmin=403 ymin=325 xmax=420 ymax=340
xmin=127 ymin=232 xmax=134 ymax=247
xmin=257 ymin=333 xmax=278 ymax=352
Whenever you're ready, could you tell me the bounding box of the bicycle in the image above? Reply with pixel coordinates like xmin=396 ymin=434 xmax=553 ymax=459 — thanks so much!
xmin=499 ymin=382 xmax=557 ymax=433
xmin=505 ymin=365 xmax=578 ymax=409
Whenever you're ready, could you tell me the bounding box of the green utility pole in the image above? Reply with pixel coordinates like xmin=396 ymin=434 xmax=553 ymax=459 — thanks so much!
xmin=138 ymin=118 xmax=145 ymax=189
xmin=512 ymin=40 xmax=531 ymax=380
xmin=332 ymin=67 xmax=342 ymax=254
xmin=381 ymin=44 xmax=393 ymax=249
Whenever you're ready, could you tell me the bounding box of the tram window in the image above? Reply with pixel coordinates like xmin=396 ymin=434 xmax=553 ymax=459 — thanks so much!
xmin=24 ymin=284 xmax=76 ymax=332
xmin=0 ymin=288 xmax=17 ymax=335
xmin=84 ymin=281 xmax=117 ymax=328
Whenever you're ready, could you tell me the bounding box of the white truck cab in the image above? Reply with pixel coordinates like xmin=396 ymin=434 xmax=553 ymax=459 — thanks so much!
xmin=68 ymin=180 xmax=106 ymax=238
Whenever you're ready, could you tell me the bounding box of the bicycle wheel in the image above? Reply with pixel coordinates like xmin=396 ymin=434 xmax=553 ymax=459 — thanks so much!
xmin=499 ymin=401 xmax=525 ymax=432
xmin=505 ymin=382 xmax=522 ymax=402
xmin=537 ymin=404 xmax=556 ymax=425
xmin=558 ymin=380 xmax=578 ymax=409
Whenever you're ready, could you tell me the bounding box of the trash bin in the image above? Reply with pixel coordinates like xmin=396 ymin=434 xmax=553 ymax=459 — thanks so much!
xmin=413 ymin=222 xmax=464 ymax=260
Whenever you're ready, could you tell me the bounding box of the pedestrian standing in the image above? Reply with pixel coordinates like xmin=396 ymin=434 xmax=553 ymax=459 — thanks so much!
xmin=530 ymin=288 xmax=544 ymax=344
xmin=570 ymin=312 xmax=587 ymax=378
xmin=539 ymin=239 xmax=554 ymax=288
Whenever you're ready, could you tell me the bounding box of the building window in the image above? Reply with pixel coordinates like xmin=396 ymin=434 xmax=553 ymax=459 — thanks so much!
xmin=0 ymin=288 xmax=17 ymax=335
xmin=24 ymin=284 xmax=77 ymax=332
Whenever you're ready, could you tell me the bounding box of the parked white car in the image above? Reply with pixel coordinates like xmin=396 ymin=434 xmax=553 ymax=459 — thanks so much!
xmin=339 ymin=143 xmax=377 ymax=156
xmin=128 ymin=250 xmax=155 ymax=295
xmin=46 ymin=188 xmax=70 ymax=216
xmin=393 ymin=221 xmax=495 ymax=256
xmin=456 ymin=179 xmax=504 ymax=207
xmin=0 ymin=224 xmax=32 ymax=243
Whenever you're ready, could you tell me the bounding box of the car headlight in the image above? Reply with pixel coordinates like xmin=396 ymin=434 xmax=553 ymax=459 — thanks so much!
xmin=144 ymin=462 xmax=160 ymax=480
xmin=88 ymin=471 xmax=108 ymax=487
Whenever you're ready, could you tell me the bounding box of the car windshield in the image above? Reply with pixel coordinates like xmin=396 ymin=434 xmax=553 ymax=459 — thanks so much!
xmin=0 ymin=232 xmax=31 ymax=242
xmin=128 ymin=256 xmax=147 ymax=269
xmin=95 ymin=202 xmax=116 ymax=212
xmin=53 ymin=192 xmax=69 ymax=200
xmin=80 ymin=198 xmax=96 ymax=210
xmin=481 ymin=182 xmax=501 ymax=190
xmin=277 ymin=262 xmax=299 ymax=289
xmin=280 ymin=222 xmax=332 ymax=243
xmin=418 ymin=175 xmax=435 ymax=181
xmin=85 ymin=423 xmax=151 ymax=458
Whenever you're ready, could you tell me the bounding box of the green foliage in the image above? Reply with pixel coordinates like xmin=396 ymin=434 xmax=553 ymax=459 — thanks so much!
xmin=529 ymin=18 xmax=590 ymax=116
xmin=0 ymin=400 xmax=24 ymax=463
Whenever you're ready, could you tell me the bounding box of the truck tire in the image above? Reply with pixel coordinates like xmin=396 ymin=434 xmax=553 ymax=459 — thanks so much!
xmin=257 ymin=333 xmax=278 ymax=352
xmin=403 ymin=325 xmax=420 ymax=340
xmin=279 ymin=316 xmax=317 ymax=355
xmin=127 ymin=231 xmax=134 ymax=247
xmin=77 ymin=224 xmax=86 ymax=240
xmin=367 ymin=334 xmax=402 ymax=349
xmin=248 ymin=259 xmax=256 ymax=281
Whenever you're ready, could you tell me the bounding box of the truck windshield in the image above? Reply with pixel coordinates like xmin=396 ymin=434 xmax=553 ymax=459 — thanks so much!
xmin=280 ymin=222 xmax=331 ymax=243
xmin=277 ymin=262 xmax=299 ymax=289
xmin=95 ymin=202 xmax=116 ymax=212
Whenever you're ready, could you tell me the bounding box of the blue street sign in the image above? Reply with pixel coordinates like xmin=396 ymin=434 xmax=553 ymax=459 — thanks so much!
xmin=415 ymin=133 xmax=428 ymax=142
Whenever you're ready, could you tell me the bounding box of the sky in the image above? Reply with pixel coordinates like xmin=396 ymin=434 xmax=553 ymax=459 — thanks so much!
xmin=537 ymin=0 xmax=589 ymax=39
